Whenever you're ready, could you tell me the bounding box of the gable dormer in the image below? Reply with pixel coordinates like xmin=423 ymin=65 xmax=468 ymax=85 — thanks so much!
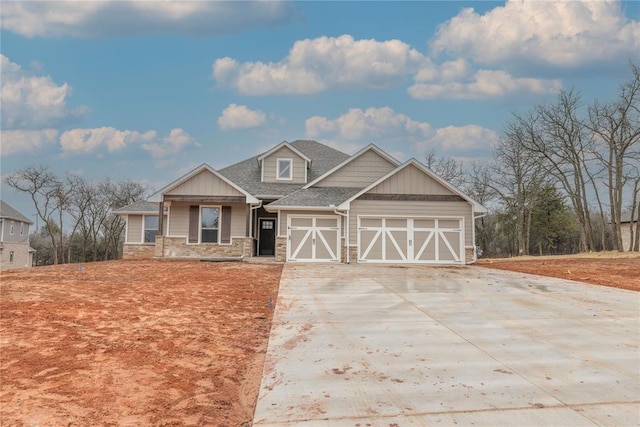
xmin=257 ymin=141 xmax=311 ymax=184
xmin=304 ymin=144 xmax=399 ymax=188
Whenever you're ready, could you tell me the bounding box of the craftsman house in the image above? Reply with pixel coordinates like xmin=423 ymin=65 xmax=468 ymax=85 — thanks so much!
xmin=116 ymin=140 xmax=487 ymax=264
xmin=0 ymin=200 xmax=34 ymax=269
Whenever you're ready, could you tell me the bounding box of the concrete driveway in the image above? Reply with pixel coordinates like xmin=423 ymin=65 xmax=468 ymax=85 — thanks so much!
xmin=253 ymin=264 xmax=639 ymax=426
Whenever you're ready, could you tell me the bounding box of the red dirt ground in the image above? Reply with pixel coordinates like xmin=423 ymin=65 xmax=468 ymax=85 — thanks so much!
xmin=477 ymin=252 xmax=640 ymax=291
xmin=0 ymin=260 xmax=282 ymax=426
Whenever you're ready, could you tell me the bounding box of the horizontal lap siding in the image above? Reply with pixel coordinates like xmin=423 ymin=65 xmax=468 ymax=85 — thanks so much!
xmin=263 ymin=147 xmax=306 ymax=184
xmin=349 ymin=200 xmax=473 ymax=247
xmin=127 ymin=215 xmax=143 ymax=243
xmin=166 ymin=170 xmax=243 ymax=197
xmin=315 ymin=151 xmax=396 ymax=187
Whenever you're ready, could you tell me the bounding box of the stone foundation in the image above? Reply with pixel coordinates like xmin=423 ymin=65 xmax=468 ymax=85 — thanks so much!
xmin=158 ymin=236 xmax=254 ymax=259
xmin=123 ymin=244 xmax=156 ymax=260
xmin=348 ymin=246 xmax=358 ymax=264
xmin=275 ymin=236 xmax=287 ymax=262
xmin=465 ymin=247 xmax=475 ymax=264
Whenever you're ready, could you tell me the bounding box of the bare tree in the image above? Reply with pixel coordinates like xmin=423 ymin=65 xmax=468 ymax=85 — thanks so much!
xmin=490 ymin=116 xmax=546 ymax=255
xmin=5 ymin=166 xmax=64 ymax=264
xmin=464 ymin=161 xmax=496 ymax=255
xmin=101 ymin=180 xmax=148 ymax=260
xmin=424 ymin=148 xmax=465 ymax=188
xmin=588 ymin=63 xmax=640 ymax=251
xmin=518 ymin=89 xmax=596 ymax=252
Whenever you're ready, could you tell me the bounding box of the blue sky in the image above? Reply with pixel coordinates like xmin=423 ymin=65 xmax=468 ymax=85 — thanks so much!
xmin=2 ymin=0 xmax=639 ymax=220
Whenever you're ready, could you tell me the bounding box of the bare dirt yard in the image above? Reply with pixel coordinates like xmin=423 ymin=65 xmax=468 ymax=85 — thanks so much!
xmin=0 ymin=260 xmax=282 ymax=426
xmin=477 ymin=251 xmax=640 ymax=291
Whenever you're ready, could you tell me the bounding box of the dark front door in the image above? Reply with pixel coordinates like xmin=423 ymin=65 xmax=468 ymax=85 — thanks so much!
xmin=258 ymin=219 xmax=276 ymax=256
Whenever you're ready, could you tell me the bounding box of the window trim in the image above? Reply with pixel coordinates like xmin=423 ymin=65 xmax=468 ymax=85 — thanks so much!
xmin=276 ymin=158 xmax=293 ymax=181
xmin=9 ymin=221 xmax=14 ymax=235
xmin=199 ymin=205 xmax=221 ymax=244
xmin=19 ymin=222 xmax=24 ymax=236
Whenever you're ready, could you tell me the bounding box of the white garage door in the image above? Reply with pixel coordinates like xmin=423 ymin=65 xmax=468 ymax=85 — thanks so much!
xmin=288 ymin=216 xmax=341 ymax=262
xmin=358 ymin=216 xmax=463 ymax=264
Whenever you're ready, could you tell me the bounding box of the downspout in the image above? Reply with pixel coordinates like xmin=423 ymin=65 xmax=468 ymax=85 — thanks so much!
xmin=332 ymin=206 xmax=349 ymax=264
xmin=249 ymin=200 xmax=263 ymax=240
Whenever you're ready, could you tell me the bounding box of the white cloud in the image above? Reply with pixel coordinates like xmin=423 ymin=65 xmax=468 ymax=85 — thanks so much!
xmin=409 ymin=68 xmax=562 ymax=100
xmin=0 ymin=129 xmax=58 ymax=156
xmin=413 ymin=125 xmax=499 ymax=154
xmin=141 ymin=128 xmax=200 ymax=159
xmin=1 ymin=54 xmax=86 ymax=129
xmin=1 ymin=1 xmax=298 ymax=38
xmin=213 ymin=34 xmax=427 ymax=95
xmin=60 ymin=127 xmax=156 ymax=154
xmin=59 ymin=126 xmax=199 ymax=166
xmin=217 ymin=104 xmax=266 ymax=131
xmin=305 ymin=107 xmax=431 ymax=141
xmin=431 ymin=0 xmax=640 ymax=70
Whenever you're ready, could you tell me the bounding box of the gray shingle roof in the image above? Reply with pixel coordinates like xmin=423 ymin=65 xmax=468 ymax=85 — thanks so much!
xmin=219 ymin=140 xmax=350 ymax=198
xmin=0 ymin=200 xmax=32 ymax=224
xmin=266 ymin=187 xmax=364 ymax=209
xmin=113 ymin=200 xmax=159 ymax=214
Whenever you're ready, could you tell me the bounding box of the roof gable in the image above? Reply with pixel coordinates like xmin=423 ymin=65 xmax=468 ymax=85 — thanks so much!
xmin=257 ymin=141 xmax=311 ymax=163
xmin=304 ymin=144 xmax=400 ymax=189
xmin=218 ymin=140 xmax=350 ymax=198
xmin=0 ymin=200 xmax=32 ymax=224
xmin=338 ymin=159 xmax=487 ymax=214
xmin=148 ymin=164 xmax=259 ymax=203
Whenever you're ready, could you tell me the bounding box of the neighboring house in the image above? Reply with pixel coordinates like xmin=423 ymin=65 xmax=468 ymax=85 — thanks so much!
xmin=0 ymin=200 xmax=34 ymax=269
xmin=621 ymin=211 xmax=639 ymax=251
xmin=115 ymin=140 xmax=487 ymax=264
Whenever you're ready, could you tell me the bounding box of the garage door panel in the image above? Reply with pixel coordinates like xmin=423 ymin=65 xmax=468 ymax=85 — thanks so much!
xmin=386 ymin=218 xmax=407 ymax=228
xmin=440 ymin=231 xmax=461 ymax=261
xmin=291 ymin=217 xmax=313 ymax=227
xmin=413 ymin=230 xmax=435 ymax=261
xmin=290 ymin=229 xmax=312 ymax=259
xmin=288 ymin=216 xmax=340 ymax=262
xmin=440 ymin=219 xmax=461 ymax=229
xmin=387 ymin=230 xmax=408 ymax=261
xmin=414 ymin=219 xmax=435 ymax=229
xmin=358 ymin=216 xmax=463 ymax=264
xmin=360 ymin=230 xmax=382 ymax=260
xmin=361 ymin=218 xmax=382 ymax=228
xmin=316 ymin=229 xmax=338 ymax=260
xmin=316 ymin=218 xmax=338 ymax=228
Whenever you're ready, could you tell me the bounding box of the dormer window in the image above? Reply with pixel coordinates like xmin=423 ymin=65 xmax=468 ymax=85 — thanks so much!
xmin=277 ymin=158 xmax=293 ymax=180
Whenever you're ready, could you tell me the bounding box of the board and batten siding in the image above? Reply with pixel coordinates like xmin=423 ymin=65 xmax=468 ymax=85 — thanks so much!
xmin=314 ymin=150 xmax=396 ymax=188
xmin=277 ymin=210 xmax=344 ymax=237
xmin=168 ymin=202 xmax=246 ymax=239
xmin=262 ymin=146 xmax=307 ymax=184
xmin=369 ymin=164 xmax=454 ymax=195
xmin=165 ymin=170 xmax=244 ymax=197
xmin=349 ymin=200 xmax=474 ymax=247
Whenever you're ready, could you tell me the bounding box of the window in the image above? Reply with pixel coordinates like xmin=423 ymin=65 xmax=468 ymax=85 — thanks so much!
xmin=201 ymin=207 xmax=220 ymax=243
xmin=277 ymin=158 xmax=292 ymax=180
xmin=20 ymin=222 xmax=24 ymax=236
xmin=144 ymin=215 xmax=159 ymax=243
xmin=9 ymin=221 xmax=14 ymax=235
